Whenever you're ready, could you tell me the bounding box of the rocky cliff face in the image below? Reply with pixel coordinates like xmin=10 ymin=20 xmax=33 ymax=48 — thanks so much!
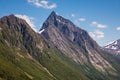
xmin=40 ymin=11 xmax=116 ymax=73
xmin=40 ymin=12 xmax=114 ymax=72
xmin=0 ymin=14 xmax=45 ymax=59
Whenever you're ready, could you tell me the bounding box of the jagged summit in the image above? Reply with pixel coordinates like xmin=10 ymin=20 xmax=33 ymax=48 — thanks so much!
xmin=40 ymin=11 xmax=58 ymax=30
xmin=49 ymin=11 xmax=57 ymax=17
xmin=46 ymin=11 xmax=57 ymax=22
xmin=40 ymin=11 xmax=99 ymax=49
xmin=41 ymin=11 xmax=76 ymax=30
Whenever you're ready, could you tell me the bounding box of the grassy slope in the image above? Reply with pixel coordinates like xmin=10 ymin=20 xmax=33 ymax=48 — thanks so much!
xmin=100 ymin=50 xmax=120 ymax=80
xmin=39 ymin=41 xmax=120 ymax=80
xmin=0 ymin=40 xmax=90 ymax=80
xmin=0 ymin=23 xmax=55 ymax=80
xmin=0 ymin=42 xmax=56 ymax=80
xmin=40 ymin=47 xmax=89 ymax=80
xmin=0 ymin=43 xmax=31 ymax=80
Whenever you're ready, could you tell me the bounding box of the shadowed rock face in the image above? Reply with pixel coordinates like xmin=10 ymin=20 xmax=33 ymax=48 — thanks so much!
xmin=40 ymin=11 xmax=116 ymax=73
xmin=0 ymin=15 xmax=44 ymax=59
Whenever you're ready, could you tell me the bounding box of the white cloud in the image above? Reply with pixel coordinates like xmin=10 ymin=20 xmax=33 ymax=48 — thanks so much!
xmin=28 ymin=0 xmax=57 ymax=9
xmin=91 ymin=21 xmax=107 ymax=28
xmin=116 ymin=27 xmax=120 ymax=30
xmin=15 ymin=14 xmax=37 ymax=32
xmin=78 ymin=18 xmax=86 ymax=22
xmin=71 ymin=14 xmax=75 ymax=17
xmin=89 ymin=30 xmax=104 ymax=39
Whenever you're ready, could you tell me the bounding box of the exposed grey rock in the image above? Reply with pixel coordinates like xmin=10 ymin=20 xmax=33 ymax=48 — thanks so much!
xmin=40 ymin=11 xmax=115 ymax=73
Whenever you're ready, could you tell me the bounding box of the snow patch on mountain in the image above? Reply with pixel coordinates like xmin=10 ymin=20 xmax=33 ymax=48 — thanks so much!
xmin=111 ymin=46 xmax=117 ymax=50
xmin=56 ymin=18 xmax=66 ymax=24
xmin=56 ymin=18 xmax=61 ymax=22
xmin=39 ymin=29 xmax=45 ymax=34
xmin=105 ymin=45 xmax=110 ymax=49
xmin=114 ymin=41 xmax=117 ymax=45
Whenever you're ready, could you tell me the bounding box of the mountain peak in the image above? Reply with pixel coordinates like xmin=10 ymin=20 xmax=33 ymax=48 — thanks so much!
xmin=40 ymin=11 xmax=58 ymax=30
xmin=0 ymin=14 xmax=18 ymax=21
xmin=41 ymin=11 xmax=76 ymax=30
xmin=0 ymin=14 xmax=16 ymax=26
xmin=0 ymin=14 xmax=28 ymax=26
xmin=8 ymin=14 xmax=15 ymax=18
xmin=50 ymin=11 xmax=56 ymax=16
xmin=0 ymin=14 xmax=15 ymax=20
xmin=0 ymin=14 xmax=34 ymax=33
xmin=47 ymin=11 xmax=57 ymax=20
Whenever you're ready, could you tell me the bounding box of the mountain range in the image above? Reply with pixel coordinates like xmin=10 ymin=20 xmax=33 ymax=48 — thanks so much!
xmin=0 ymin=11 xmax=120 ymax=80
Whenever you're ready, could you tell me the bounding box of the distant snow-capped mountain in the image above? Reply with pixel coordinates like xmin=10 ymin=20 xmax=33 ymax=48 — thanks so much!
xmin=103 ymin=39 xmax=120 ymax=55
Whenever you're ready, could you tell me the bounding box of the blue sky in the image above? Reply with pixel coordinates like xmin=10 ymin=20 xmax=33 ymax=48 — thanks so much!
xmin=0 ymin=0 xmax=120 ymax=46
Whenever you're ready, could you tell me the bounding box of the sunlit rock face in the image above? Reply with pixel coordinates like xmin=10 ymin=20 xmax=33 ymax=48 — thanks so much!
xmin=40 ymin=11 xmax=116 ymax=73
